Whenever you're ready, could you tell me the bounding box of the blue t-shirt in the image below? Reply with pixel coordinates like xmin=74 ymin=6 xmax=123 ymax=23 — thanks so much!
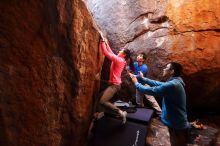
xmin=134 ymin=62 xmax=148 ymax=79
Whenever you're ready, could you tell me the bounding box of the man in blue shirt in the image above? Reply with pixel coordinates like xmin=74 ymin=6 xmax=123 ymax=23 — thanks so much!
xmin=129 ymin=62 xmax=190 ymax=146
xmin=133 ymin=53 xmax=162 ymax=116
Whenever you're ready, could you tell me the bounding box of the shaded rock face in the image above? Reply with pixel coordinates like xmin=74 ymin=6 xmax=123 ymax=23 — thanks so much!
xmin=0 ymin=0 xmax=103 ymax=146
xmin=86 ymin=0 xmax=220 ymax=110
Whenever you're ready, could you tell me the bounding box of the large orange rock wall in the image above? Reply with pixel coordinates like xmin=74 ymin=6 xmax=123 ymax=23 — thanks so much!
xmin=0 ymin=0 xmax=103 ymax=146
xmin=87 ymin=0 xmax=220 ymax=110
xmin=166 ymin=0 xmax=220 ymax=109
xmin=166 ymin=0 xmax=220 ymax=32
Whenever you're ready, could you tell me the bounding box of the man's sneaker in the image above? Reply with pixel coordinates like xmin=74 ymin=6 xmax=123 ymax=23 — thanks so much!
xmin=119 ymin=110 xmax=127 ymax=124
